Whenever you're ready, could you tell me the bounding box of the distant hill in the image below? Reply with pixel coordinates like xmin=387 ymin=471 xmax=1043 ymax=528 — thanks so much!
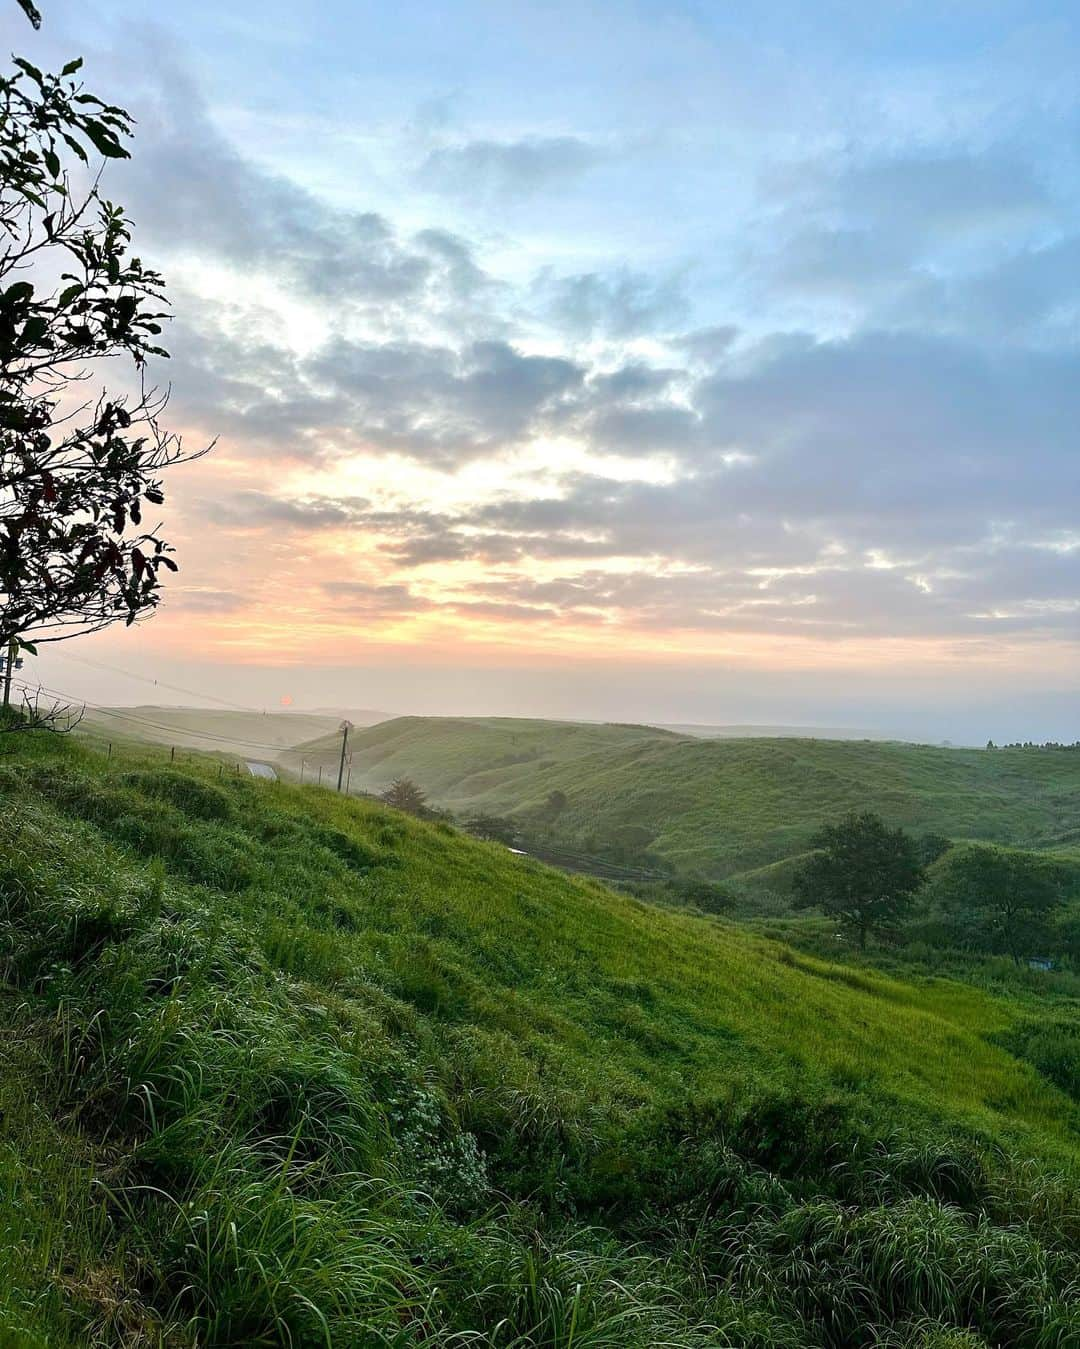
xmin=294 ymin=714 xmax=1080 ymax=883
xmin=78 ymin=706 xmax=345 ymax=756
xmin=301 ymin=707 xmax=395 ymax=726
xmin=656 ymin=721 xmax=889 ymax=740
xmin=76 ymin=705 xmax=394 ymax=759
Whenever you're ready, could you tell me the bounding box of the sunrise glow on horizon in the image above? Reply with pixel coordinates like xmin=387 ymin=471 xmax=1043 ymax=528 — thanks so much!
xmin=12 ymin=0 xmax=1080 ymax=741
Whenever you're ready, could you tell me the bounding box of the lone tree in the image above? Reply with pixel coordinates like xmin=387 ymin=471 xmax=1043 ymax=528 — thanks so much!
xmin=793 ymin=811 xmax=925 ymax=949
xmin=933 ymin=844 xmax=1065 ymax=965
xmin=380 ymin=777 xmax=428 ymax=817
xmin=0 ymin=5 xmax=204 ymax=720
xmin=463 ymin=813 xmax=519 ymax=846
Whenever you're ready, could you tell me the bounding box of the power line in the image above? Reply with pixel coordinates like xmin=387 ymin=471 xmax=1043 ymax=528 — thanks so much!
xmin=12 ymin=677 xmax=311 ymax=755
xmin=47 ymin=650 xmax=267 ymax=714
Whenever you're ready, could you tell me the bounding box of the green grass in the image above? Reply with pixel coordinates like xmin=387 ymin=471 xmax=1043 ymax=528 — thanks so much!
xmin=78 ymin=706 xmax=351 ymax=757
xmin=296 ymin=715 xmax=1080 ymax=882
xmin=1 ymin=730 xmax=1079 ymax=1345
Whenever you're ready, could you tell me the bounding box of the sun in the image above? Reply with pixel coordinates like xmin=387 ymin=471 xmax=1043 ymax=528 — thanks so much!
xmin=280 ymin=694 xmax=294 ymax=707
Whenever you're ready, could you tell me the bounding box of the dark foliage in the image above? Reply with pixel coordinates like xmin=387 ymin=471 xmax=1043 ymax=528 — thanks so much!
xmin=380 ymin=775 xmax=429 ymax=816
xmin=793 ymin=811 xmax=925 ymax=949
xmin=0 ymin=38 xmax=207 ymax=678
xmin=933 ymin=844 xmax=1067 ymax=964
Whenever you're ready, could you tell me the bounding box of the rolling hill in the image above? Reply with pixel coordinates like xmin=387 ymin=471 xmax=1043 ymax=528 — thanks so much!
xmin=77 ymin=705 xmax=389 ymax=758
xmin=655 ymin=721 xmax=890 ymax=740
xmin=295 ymin=715 xmax=1080 ymax=883
xmin=1 ymin=729 xmax=1079 ymax=1345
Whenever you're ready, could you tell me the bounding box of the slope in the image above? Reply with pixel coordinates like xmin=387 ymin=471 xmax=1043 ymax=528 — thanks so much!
xmin=298 ymin=714 xmax=1080 ymax=880
xmin=78 ymin=706 xmax=347 ymax=755
xmin=0 ymin=730 xmax=1078 ymax=1345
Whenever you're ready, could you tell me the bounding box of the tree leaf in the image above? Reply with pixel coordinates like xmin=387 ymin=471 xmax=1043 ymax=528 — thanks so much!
xmin=12 ymin=56 xmax=44 ymax=83
xmin=16 ymin=0 xmax=42 ymax=28
xmin=21 ymin=315 xmax=48 ymax=344
xmin=3 ymin=281 xmax=34 ymax=308
xmin=82 ymin=118 xmax=129 ymax=161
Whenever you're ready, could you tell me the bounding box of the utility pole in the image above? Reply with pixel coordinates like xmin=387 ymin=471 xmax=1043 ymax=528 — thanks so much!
xmin=2 ymin=638 xmax=17 ymax=711
xmin=345 ymin=760 xmax=352 ymax=793
xmin=337 ymin=720 xmax=352 ymax=792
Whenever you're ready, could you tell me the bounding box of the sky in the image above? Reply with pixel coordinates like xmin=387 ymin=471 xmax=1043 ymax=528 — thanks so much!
xmin=9 ymin=0 xmax=1080 ymax=740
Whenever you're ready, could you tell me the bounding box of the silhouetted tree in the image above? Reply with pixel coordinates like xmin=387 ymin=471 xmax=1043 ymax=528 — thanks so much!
xmin=0 ymin=10 xmax=206 ymax=706
xmin=671 ymin=876 xmax=735 ymax=915
xmin=917 ymin=832 xmax=953 ymax=867
xmin=543 ymin=789 xmax=568 ymax=820
xmin=934 ymin=844 xmax=1065 ymax=964
xmin=380 ymin=777 xmax=428 ymax=816
xmin=463 ymin=814 xmax=518 ymax=846
xmin=793 ymin=811 xmax=925 ymax=949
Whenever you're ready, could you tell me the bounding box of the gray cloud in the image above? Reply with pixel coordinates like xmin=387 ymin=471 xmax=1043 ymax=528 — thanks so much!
xmin=754 ymin=149 xmax=1068 ymax=335
xmin=74 ymin=31 xmax=1080 ymax=650
xmin=536 ymin=266 xmax=689 ymax=338
xmin=203 ymin=490 xmax=371 ymax=529
xmin=163 ymin=588 xmax=250 ymax=614
xmin=419 ymin=135 xmax=602 ymax=200
xmin=113 ymin=54 xmax=500 ymax=333
xmin=321 ymin=581 xmax=434 ymax=615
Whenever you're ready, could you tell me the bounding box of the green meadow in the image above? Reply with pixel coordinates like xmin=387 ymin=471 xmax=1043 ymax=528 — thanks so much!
xmin=296 ymin=715 xmax=1080 ymax=881
xmin=1 ymin=730 xmax=1079 ymax=1345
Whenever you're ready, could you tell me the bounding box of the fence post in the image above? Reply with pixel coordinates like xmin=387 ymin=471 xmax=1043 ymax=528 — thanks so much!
xmin=170 ymin=746 xmax=175 ymax=762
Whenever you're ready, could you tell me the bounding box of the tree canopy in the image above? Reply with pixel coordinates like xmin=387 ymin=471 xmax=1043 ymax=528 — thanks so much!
xmin=793 ymin=811 xmax=925 ymax=949
xmin=380 ymin=777 xmax=429 ymax=817
xmin=0 ymin=21 xmax=205 ymax=710
xmin=931 ymin=844 xmax=1067 ymax=964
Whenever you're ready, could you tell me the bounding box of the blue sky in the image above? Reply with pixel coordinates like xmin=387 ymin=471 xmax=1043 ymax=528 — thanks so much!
xmin=14 ymin=0 xmax=1080 ymax=739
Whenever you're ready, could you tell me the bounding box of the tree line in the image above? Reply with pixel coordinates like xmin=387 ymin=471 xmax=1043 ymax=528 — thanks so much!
xmin=986 ymin=740 xmax=1080 ymax=751
xmin=793 ymin=810 xmax=1070 ymax=964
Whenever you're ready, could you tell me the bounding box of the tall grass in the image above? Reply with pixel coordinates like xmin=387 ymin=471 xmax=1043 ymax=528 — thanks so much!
xmin=0 ymin=732 xmax=1077 ymax=1345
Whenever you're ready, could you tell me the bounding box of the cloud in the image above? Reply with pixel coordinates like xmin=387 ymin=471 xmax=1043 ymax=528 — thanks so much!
xmin=112 ymin=52 xmax=500 ymax=329
xmin=671 ymin=326 xmax=740 ymax=365
xmin=306 ymin=336 xmax=586 ymax=461
xmin=321 ymin=581 xmax=434 ymax=615
xmin=536 ymin=266 xmax=689 ymax=338
xmin=753 ymin=150 xmax=1062 ymax=328
xmin=202 ymin=490 xmax=370 ymax=529
xmin=55 ymin=20 xmax=1080 ymax=660
xmin=163 ymin=588 xmax=250 ymax=614
xmin=419 ymin=135 xmax=602 ymax=199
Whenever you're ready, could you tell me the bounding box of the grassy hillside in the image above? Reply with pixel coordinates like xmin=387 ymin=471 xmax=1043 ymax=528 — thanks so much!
xmin=1 ymin=730 xmax=1079 ymax=1345
xmin=79 ymin=706 xmax=347 ymax=757
xmin=299 ymin=715 xmax=1080 ymax=881
xmin=657 ymin=721 xmax=889 ymax=740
